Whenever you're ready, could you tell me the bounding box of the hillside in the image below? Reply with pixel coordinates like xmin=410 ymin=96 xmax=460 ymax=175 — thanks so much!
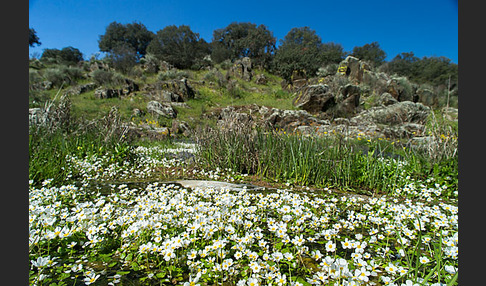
xmin=29 ymin=55 xmax=457 ymax=141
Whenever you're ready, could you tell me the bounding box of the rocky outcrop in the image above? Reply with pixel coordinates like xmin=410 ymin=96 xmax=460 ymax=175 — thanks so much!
xmin=332 ymin=84 xmax=361 ymax=117
xmin=255 ymin=73 xmax=268 ymax=85
xmin=378 ymin=92 xmax=399 ymax=106
xmin=94 ymin=79 xmax=139 ymax=99
xmin=229 ymin=57 xmax=253 ymax=81
xmin=353 ymin=101 xmax=430 ymax=125
xmin=337 ymin=56 xmax=371 ymax=84
xmin=209 ymin=101 xmax=430 ymax=140
xmin=67 ymin=83 xmax=97 ymax=96
xmin=386 ymin=77 xmax=417 ymax=102
xmin=292 ymin=84 xmax=335 ymax=113
xmin=147 ymin=101 xmax=177 ymax=119
xmin=143 ymin=78 xmax=195 ymax=102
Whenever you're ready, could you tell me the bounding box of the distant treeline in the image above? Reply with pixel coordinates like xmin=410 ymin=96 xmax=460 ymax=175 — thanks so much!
xmin=29 ymin=22 xmax=457 ymax=88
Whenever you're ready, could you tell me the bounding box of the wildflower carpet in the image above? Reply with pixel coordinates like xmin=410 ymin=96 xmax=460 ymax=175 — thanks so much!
xmin=29 ymin=143 xmax=458 ymax=286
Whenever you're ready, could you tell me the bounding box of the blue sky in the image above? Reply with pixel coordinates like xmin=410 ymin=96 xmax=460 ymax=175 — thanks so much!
xmin=29 ymin=0 xmax=458 ymax=63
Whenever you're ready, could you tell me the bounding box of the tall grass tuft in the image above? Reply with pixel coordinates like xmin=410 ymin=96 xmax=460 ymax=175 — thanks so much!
xmin=195 ymin=124 xmax=452 ymax=194
xmin=29 ymin=94 xmax=133 ymax=187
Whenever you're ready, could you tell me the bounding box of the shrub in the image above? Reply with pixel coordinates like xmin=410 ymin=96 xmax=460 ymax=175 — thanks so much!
xmin=91 ymin=69 xmax=125 ymax=87
xmin=43 ymin=68 xmax=70 ymax=87
xmin=157 ymin=69 xmax=191 ymax=81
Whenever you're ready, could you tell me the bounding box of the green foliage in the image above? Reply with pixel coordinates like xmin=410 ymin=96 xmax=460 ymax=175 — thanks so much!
xmin=98 ymin=21 xmax=154 ymax=57
xmin=107 ymin=42 xmax=138 ymax=74
xmin=196 ymin=127 xmax=446 ymax=193
xmin=384 ymin=52 xmax=458 ymax=88
xmin=320 ymin=42 xmax=346 ymax=65
xmin=273 ymin=27 xmax=325 ymax=82
xmin=147 ymin=25 xmax=210 ymax=69
xmin=29 ymin=27 xmax=41 ymax=47
xmin=351 ymin=41 xmax=386 ymax=67
xmin=42 ymin=66 xmax=84 ymax=87
xmin=211 ymin=22 xmax=276 ymax=68
xmin=91 ymin=69 xmax=126 ymax=87
xmin=41 ymin=46 xmax=84 ymax=65
xmin=157 ymin=69 xmax=191 ymax=81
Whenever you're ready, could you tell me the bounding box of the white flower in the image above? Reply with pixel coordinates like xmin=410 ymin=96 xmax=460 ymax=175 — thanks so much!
xmin=325 ymin=241 xmax=336 ymax=252
xmin=444 ymin=265 xmax=457 ymax=274
xmin=249 ymin=261 xmax=261 ymax=273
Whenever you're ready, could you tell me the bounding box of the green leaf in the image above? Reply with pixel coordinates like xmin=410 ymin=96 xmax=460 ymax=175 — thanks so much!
xmin=447 ymin=271 xmax=458 ymax=286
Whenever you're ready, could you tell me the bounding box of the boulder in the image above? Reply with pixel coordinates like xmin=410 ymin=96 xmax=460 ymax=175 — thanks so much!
xmin=378 ymin=92 xmax=399 ymax=106
xmin=330 ymin=84 xmax=361 ymax=118
xmin=352 ymin=101 xmax=430 ymax=126
xmin=171 ymin=120 xmax=192 ymax=137
xmin=67 ymin=83 xmax=96 ymax=96
xmin=217 ymin=106 xmax=254 ymax=130
xmin=337 ymin=56 xmax=370 ymax=84
xmin=386 ymin=77 xmax=417 ymax=102
xmin=416 ymin=88 xmax=437 ymax=107
xmin=255 ymin=73 xmax=268 ymax=85
xmin=147 ymin=101 xmax=177 ymax=119
xmin=292 ymin=84 xmax=335 ymax=113
xmin=94 ymin=88 xmax=120 ymax=99
xmin=229 ymin=57 xmax=253 ymax=81
xmin=143 ymin=78 xmax=195 ymax=102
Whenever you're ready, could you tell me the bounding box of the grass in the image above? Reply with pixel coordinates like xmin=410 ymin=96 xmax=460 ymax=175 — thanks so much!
xmin=195 ymin=125 xmax=457 ymax=198
xmin=28 ymin=61 xmax=458 ymax=285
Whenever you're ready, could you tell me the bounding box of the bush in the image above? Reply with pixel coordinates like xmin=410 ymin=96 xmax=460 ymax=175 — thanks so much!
xmin=43 ymin=68 xmax=70 ymax=87
xmin=157 ymin=69 xmax=191 ymax=81
xmin=91 ymin=69 xmax=125 ymax=87
xmin=41 ymin=46 xmax=84 ymax=65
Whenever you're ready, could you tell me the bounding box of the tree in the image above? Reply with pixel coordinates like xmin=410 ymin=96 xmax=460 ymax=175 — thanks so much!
xmin=107 ymin=42 xmax=138 ymax=74
xmin=211 ymin=22 xmax=276 ymax=68
xmin=320 ymin=42 xmax=346 ymax=65
xmin=351 ymin=42 xmax=386 ymax=67
xmin=385 ymin=53 xmax=457 ymax=87
xmin=273 ymin=27 xmax=324 ymax=82
xmin=414 ymin=56 xmax=457 ymax=87
xmin=384 ymin=52 xmax=420 ymax=79
xmin=147 ymin=25 xmax=209 ymax=69
xmin=98 ymin=21 xmax=154 ymax=58
xmin=41 ymin=46 xmax=83 ymax=64
xmin=29 ymin=28 xmax=41 ymax=47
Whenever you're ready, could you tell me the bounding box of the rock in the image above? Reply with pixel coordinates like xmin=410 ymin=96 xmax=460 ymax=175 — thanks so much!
xmin=171 ymin=120 xmax=192 ymax=137
xmin=67 ymin=83 xmax=96 ymax=95
xmin=353 ymin=101 xmax=430 ymax=126
xmin=32 ymin=80 xmax=53 ymax=90
xmin=217 ymin=106 xmax=254 ymax=130
xmin=385 ymin=77 xmax=417 ymax=102
xmin=147 ymin=101 xmax=177 ymax=119
xmin=89 ymin=61 xmax=110 ymax=72
xmin=292 ymin=84 xmax=335 ymax=113
xmin=125 ymin=125 xmax=170 ymax=141
xmin=337 ymin=56 xmax=371 ymax=84
xmin=378 ymin=92 xmax=399 ymax=106
xmin=132 ymin=108 xmax=144 ymax=117
xmin=229 ymin=57 xmax=253 ymax=81
xmin=332 ymin=84 xmax=361 ymax=117
xmin=416 ymin=88 xmax=437 ymax=107
xmin=143 ymin=78 xmax=195 ymax=102
xmin=161 ymin=91 xmax=182 ymax=102
xmin=94 ymin=88 xmax=120 ymax=99
xmin=255 ymin=73 xmax=268 ymax=85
